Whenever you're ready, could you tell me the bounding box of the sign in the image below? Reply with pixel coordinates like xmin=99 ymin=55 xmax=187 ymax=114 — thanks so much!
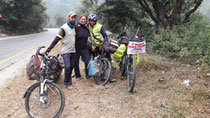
xmin=127 ymin=40 xmax=146 ymax=54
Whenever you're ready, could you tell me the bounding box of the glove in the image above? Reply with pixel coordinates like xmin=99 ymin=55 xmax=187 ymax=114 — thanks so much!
xmin=45 ymin=48 xmax=51 ymax=53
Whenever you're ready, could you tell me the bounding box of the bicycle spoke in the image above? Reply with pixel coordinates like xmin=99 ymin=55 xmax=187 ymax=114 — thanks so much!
xmin=27 ymin=83 xmax=63 ymax=118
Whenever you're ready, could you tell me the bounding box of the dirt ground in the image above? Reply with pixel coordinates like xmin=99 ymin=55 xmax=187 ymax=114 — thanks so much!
xmin=0 ymin=45 xmax=209 ymax=118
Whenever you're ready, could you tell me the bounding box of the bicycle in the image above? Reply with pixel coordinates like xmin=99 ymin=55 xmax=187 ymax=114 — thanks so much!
xmin=23 ymin=46 xmax=65 ymax=118
xmin=89 ymin=46 xmax=113 ymax=86
xmin=118 ymin=35 xmax=146 ymax=93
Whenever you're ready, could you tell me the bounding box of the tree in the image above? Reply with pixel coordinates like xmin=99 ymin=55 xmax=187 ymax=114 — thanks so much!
xmin=54 ymin=13 xmax=66 ymax=27
xmin=0 ymin=0 xmax=47 ymax=34
xmin=97 ymin=0 xmax=151 ymax=33
xmin=136 ymin=0 xmax=203 ymax=30
xmin=77 ymin=0 xmax=100 ymax=15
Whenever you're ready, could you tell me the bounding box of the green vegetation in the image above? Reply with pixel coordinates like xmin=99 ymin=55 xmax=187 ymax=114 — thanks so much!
xmin=150 ymin=13 xmax=210 ymax=67
xmin=90 ymin=0 xmax=209 ymax=68
xmin=0 ymin=0 xmax=47 ymax=34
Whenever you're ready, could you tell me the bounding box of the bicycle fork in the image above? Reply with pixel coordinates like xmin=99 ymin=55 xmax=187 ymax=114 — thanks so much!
xmin=40 ymin=79 xmax=48 ymax=104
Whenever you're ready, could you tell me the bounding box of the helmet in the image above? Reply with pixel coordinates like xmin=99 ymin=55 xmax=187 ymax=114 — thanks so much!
xmin=88 ymin=13 xmax=98 ymax=21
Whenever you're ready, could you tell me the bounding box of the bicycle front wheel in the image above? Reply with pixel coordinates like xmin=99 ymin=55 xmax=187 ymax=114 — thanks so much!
xmin=94 ymin=58 xmax=112 ymax=86
xmin=127 ymin=55 xmax=136 ymax=93
xmin=25 ymin=81 xmax=65 ymax=118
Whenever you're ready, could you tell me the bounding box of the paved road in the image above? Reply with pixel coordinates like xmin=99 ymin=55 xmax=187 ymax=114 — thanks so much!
xmin=0 ymin=28 xmax=59 ymax=71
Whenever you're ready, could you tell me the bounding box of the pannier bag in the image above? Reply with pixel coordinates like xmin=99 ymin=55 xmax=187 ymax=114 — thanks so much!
xmin=113 ymin=44 xmax=127 ymax=62
xmin=103 ymin=39 xmax=119 ymax=54
xmin=88 ymin=60 xmax=100 ymax=77
xmin=26 ymin=55 xmax=63 ymax=82
xmin=26 ymin=55 xmax=41 ymax=80
xmin=46 ymin=56 xmax=63 ymax=82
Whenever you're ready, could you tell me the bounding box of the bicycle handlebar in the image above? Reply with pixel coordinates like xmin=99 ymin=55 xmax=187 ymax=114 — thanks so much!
xmin=36 ymin=46 xmax=50 ymax=60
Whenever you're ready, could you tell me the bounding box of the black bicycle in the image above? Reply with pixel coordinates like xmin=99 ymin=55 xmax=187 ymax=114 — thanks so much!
xmin=23 ymin=46 xmax=65 ymax=118
xmin=91 ymin=47 xmax=112 ymax=86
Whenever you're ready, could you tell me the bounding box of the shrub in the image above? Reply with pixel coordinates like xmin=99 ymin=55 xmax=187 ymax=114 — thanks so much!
xmin=149 ymin=13 xmax=210 ymax=67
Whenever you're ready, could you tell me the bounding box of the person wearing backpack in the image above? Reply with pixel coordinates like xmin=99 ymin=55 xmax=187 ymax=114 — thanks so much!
xmin=74 ymin=14 xmax=90 ymax=80
xmin=46 ymin=11 xmax=77 ymax=90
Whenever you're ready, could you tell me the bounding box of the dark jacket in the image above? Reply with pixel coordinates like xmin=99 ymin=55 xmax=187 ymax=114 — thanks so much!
xmin=75 ymin=23 xmax=90 ymax=50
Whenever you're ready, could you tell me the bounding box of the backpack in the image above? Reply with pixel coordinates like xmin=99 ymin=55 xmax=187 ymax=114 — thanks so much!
xmin=26 ymin=54 xmax=41 ymax=80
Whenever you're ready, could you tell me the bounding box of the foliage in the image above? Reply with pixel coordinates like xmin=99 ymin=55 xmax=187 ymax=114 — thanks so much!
xmin=149 ymin=13 xmax=210 ymax=66
xmin=76 ymin=0 xmax=100 ymax=16
xmin=54 ymin=13 xmax=66 ymax=28
xmin=43 ymin=0 xmax=79 ymax=27
xmin=97 ymin=0 xmax=151 ymax=34
xmin=135 ymin=0 xmax=203 ymax=30
xmin=98 ymin=0 xmax=203 ymax=33
xmin=0 ymin=0 xmax=47 ymax=34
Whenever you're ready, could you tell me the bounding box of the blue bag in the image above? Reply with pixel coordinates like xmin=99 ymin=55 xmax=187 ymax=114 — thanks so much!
xmin=88 ymin=60 xmax=100 ymax=76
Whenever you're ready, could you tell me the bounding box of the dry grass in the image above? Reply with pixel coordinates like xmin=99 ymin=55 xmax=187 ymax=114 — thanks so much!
xmin=0 ymin=44 xmax=209 ymax=118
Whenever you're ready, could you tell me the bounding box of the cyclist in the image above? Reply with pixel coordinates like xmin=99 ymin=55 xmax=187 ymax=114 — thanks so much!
xmin=74 ymin=14 xmax=90 ymax=80
xmin=46 ymin=11 xmax=77 ymax=90
xmin=88 ymin=13 xmax=116 ymax=82
xmin=88 ymin=13 xmax=109 ymax=59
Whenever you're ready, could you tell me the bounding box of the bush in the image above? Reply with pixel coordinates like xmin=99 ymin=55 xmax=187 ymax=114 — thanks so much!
xmin=149 ymin=13 xmax=210 ymax=67
xmin=0 ymin=0 xmax=47 ymax=34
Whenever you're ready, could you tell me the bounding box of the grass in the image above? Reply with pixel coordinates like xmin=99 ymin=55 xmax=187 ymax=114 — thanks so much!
xmin=137 ymin=54 xmax=173 ymax=71
xmin=0 ymin=44 xmax=209 ymax=118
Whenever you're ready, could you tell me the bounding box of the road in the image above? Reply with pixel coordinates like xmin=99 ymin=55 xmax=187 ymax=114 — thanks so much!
xmin=0 ymin=28 xmax=58 ymax=85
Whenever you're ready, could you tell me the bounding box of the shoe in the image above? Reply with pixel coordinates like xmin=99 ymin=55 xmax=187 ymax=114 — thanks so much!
xmin=67 ymin=85 xmax=73 ymax=90
xmin=76 ymin=77 xmax=82 ymax=81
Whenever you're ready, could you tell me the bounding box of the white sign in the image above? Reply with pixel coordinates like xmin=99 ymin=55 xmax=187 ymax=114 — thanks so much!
xmin=127 ymin=41 xmax=146 ymax=54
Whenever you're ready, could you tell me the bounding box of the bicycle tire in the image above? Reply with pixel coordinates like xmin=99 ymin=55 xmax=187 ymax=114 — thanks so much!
xmin=119 ymin=56 xmax=126 ymax=76
xmin=127 ymin=55 xmax=136 ymax=93
xmin=94 ymin=57 xmax=112 ymax=86
xmin=25 ymin=82 xmax=65 ymax=118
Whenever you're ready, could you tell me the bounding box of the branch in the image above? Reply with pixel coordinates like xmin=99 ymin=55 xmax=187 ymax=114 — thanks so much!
xmin=136 ymin=0 xmax=159 ymax=25
xmin=183 ymin=0 xmax=203 ymax=23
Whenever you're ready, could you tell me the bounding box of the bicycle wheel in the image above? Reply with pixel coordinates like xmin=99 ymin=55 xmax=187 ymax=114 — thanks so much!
xmin=25 ymin=81 xmax=65 ymax=118
xmin=127 ymin=55 xmax=136 ymax=93
xmin=119 ymin=56 xmax=126 ymax=76
xmin=94 ymin=58 xmax=112 ymax=86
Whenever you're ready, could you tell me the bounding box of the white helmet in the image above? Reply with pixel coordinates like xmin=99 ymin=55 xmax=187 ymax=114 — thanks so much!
xmin=88 ymin=13 xmax=98 ymax=21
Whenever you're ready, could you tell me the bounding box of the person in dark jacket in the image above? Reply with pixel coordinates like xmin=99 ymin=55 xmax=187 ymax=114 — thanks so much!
xmin=74 ymin=14 xmax=90 ymax=80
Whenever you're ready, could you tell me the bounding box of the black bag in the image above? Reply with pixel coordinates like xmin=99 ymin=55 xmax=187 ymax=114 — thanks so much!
xmin=46 ymin=56 xmax=63 ymax=82
xmin=103 ymin=40 xmax=119 ymax=54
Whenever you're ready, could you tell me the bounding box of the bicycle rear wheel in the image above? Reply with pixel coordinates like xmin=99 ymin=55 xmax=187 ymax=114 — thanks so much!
xmin=94 ymin=58 xmax=112 ymax=86
xmin=127 ymin=55 xmax=136 ymax=93
xmin=25 ymin=81 xmax=65 ymax=118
